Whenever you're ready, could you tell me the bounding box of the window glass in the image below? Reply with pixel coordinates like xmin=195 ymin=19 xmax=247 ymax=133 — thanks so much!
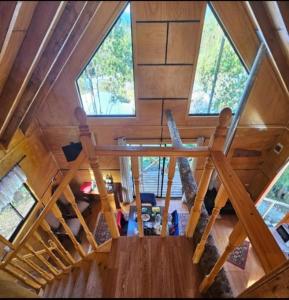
xmin=77 ymin=4 xmax=135 ymax=116
xmin=0 ymin=170 xmax=36 ymax=241
xmin=189 ymin=5 xmax=248 ymax=115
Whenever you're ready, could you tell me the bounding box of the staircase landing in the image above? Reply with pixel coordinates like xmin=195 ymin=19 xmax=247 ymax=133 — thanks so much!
xmin=103 ymin=236 xmax=201 ymax=298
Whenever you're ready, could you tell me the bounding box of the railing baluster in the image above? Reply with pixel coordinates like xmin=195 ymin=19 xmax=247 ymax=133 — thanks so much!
xmin=33 ymin=231 xmax=67 ymax=272
xmin=4 ymin=264 xmax=41 ymax=290
xmin=18 ymin=255 xmax=53 ymax=282
xmin=186 ymin=108 xmax=232 ymax=238
xmin=75 ymin=107 xmax=119 ymax=239
xmin=131 ymin=157 xmax=144 ymax=238
xmin=185 ymin=157 xmax=214 ymax=237
xmin=63 ymin=186 xmax=98 ymax=251
xmin=41 ymin=220 xmax=75 ymax=265
xmin=199 ymin=222 xmax=247 ymax=293
xmin=161 ymin=157 xmax=176 ymax=237
xmin=193 ymin=184 xmax=228 ymax=263
xmin=10 ymin=260 xmax=47 ymax=287
xmin=51 ymin=205 xmax=86 ymax=259
xmin=24 ymin=243 xmax=59 ymax=277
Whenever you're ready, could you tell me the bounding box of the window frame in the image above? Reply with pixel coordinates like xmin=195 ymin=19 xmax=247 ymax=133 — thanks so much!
xmin=0 ymin=182 xmax=37 ymax=242
xmin=188 ymin=3 xmax=249 ymax=117
xmin=75 ymin=2 xmax=137 ymax=118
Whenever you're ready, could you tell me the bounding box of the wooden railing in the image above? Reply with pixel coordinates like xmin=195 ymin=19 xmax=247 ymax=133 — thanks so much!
xmin=0 ymin=106 xmax=286 ymax=296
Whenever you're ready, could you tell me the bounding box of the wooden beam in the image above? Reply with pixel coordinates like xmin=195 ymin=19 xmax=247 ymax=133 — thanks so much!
xmin=211 ymin=150 xmax=286 ymax=273
xmin=277 ymin=1 xmax=289 ymax=34
xmin=165 ymin=109 xmax=198 ymax=207
xmin=0 ymin=1 xmax=66 ymax=143
xmin=0 ymin=1 xmax=37 ymax=94
xmin=249 ymin=1 xmax=289 ymax=92
xmin=92 ymin=145 xmax=210 ymax=158
xmin=0 ymin=1 xmax=91 ymax=147
xmin=0 ymin=1 xmax=17 ymax=50
xmin=20 ymin=1 xmax=101 ymax=134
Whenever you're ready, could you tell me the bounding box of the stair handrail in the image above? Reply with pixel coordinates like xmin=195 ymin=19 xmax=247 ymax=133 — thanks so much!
xmin=1 ymin=151 xmax=85 ymax=266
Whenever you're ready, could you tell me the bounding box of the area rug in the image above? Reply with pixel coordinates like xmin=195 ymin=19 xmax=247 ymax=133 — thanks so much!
xmin=227 ymin=240 xmax=250 ymax=270
xmin=94 ymin=212 xmax=190 ymax=244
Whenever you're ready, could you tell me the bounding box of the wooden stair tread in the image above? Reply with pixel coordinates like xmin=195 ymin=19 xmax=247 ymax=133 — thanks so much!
xmin=84 ymin=260 xmax=102 ymax=298
xmin=103 ymin=236 xmax=201 ymax=298
xmin=71 ymin=267 xmax=86 ymax=298
xmin=45 ymin=278 xmax=59 ymax=298
xmin=62 ymin=272 xmax=75 ymax=298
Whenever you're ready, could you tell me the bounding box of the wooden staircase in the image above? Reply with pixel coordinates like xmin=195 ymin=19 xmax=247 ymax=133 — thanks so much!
xmin=38 ymin=236 xmax=201 ymax=298
xmin=40 ymin=259 xmax=105 ymax=298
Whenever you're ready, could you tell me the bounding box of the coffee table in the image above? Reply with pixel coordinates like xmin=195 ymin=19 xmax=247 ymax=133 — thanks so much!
xmin=127 ymin=205 xmax=164 ymax=236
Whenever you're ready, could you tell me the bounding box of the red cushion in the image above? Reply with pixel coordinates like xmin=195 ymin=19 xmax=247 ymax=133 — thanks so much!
xmin=80 ymin=182 xmax=92 ymax=194
xmin=117 ymin=211 xmax=122 ymax=230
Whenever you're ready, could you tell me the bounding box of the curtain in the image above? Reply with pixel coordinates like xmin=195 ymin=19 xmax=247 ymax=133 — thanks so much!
xmin=0 ymin=165 xmax=27 ymax=212
xmin=118 ymin=137 xmax=134 ymax=203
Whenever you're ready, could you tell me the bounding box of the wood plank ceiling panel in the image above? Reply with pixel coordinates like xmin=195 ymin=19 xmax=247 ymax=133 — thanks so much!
xmin=133 ymin=1 xmax=205 ymax=21
xmin=166 ymin=22 xmax=201 ymax=64
xmin=0 ymin=1 xmax=37 ymax=94
xmin=0 ymin=1 xmax=17 ymax=50
xmin=0 ymin=1 xmax=65 ymax=141
xmin=135 ymin=23 xmax=167 ymax=64
xmin=1 ymin=1 xmax=93 ymax=148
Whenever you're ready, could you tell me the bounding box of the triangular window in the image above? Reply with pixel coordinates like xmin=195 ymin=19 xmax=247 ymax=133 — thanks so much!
xmin=189 ymin=5 xmax=248 ymax=115
xmin=77 ymin=4 xmax=135 ymax=116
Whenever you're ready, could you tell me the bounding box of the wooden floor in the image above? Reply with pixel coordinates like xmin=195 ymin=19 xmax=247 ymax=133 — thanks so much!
xmin=212 ymin=214 xmax=265 ymax=297
xmin=102 ymin=236 xmax=201 ymax=298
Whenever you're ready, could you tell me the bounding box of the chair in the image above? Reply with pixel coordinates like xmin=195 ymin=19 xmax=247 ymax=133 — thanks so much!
xmin=140 ymin=193 xmax=157 ymax=206
xmin=169 ymin=210 xmax=179 ymax=236
xmin=116 ymin=210 xmax=128 ymax=236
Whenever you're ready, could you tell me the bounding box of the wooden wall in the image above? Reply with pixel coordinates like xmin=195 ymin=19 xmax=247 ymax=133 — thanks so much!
xmin=30 ymin=1 xmax=289 ymax=201
xmin=0 ymin=120 xmax=59 ymax=252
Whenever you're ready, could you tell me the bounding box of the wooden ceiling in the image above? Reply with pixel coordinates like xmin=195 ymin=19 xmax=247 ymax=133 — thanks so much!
xmin=0 ymin=1 xmax=289 ymax=200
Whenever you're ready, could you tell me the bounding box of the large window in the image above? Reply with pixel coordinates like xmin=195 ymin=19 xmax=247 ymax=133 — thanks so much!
xmin=189 ymin=5 xmax=248 ymax=115
xmin=257 ymin=164 xmax=289 ymax=228
xmin=77 ymin=4 xmax=135 ymax=116
xmin=0 ymin=166 xmax=37 ymax=241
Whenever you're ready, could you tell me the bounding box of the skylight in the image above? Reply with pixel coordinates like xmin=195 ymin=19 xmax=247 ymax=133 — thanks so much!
xmin=77 ymin=4 xmax=135 ymax=116
xmin=189 ymin=5 xmax=248 ymax=115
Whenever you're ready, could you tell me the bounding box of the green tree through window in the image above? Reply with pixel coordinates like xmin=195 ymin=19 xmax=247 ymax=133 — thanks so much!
xmin=190 ymin=5 xmax=248 ymax=115
xmin=77 ymin=4 xmax=135 ymax=116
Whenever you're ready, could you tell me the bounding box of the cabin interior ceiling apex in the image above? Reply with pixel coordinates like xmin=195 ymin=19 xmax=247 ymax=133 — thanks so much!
xmin=0 ymin=1 xmax=289 ymax=199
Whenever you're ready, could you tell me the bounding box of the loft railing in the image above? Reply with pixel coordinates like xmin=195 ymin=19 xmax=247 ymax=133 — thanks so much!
xmin=0 ymin=106 xmax=286 ymax=296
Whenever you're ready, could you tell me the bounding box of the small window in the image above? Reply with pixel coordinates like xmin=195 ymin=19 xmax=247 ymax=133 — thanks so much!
xmin=189 ymin=5 xmax=248 ymax=115
xmin=0 ymin=166 xmax=37 ymax=242
xmin=76 ymin=3 xmax=135 ymax=117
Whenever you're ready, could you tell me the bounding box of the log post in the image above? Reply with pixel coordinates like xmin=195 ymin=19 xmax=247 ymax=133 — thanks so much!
xmin=74 ymin=107 xmax=119 ymax=239
xmin=199 ymin=222 xmax=247 ymax=293
xmin=161 ymin=157 xmax=176 ymax=237
xmin=63 ymin=185 xmax=99 ymax=251
xmin=131 ymin=157 xmax=144 ymax=238
xmin=165 ymin=110 xmax=198 ymax=208
xmin=186 ymin=108 xmax=232 ymax=238
xmin=193 ymin=184 xmax=228 ymax=263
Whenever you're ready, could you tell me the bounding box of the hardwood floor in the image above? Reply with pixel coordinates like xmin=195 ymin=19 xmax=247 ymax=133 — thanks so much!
xmin=212 ymin=214 xmax=265 ymax=297
xmin=103 ymin=236 xmax=201 ymax=298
